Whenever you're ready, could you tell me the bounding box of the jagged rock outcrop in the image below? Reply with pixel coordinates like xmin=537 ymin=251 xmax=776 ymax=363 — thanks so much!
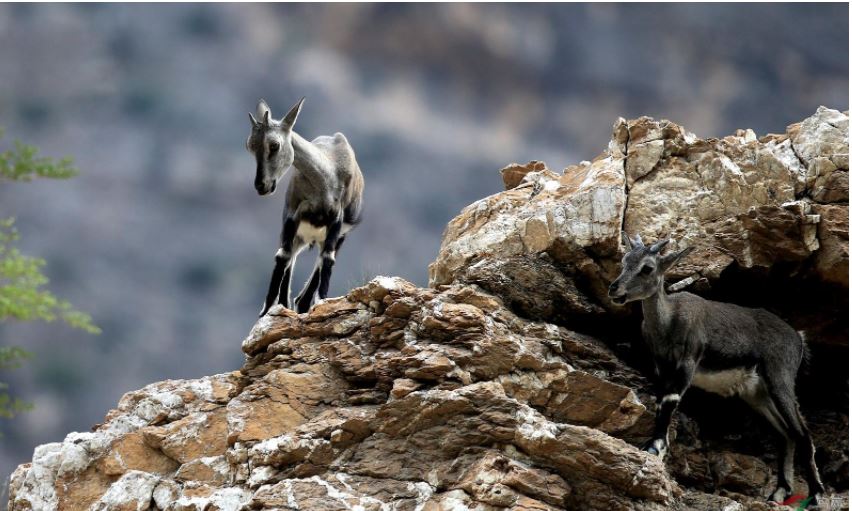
xmin=9 ymin=278 xmax=790 ymax=511
xmin=429 ymin=107 xmax=848 ymax=344
xmin=9 ymin=109 xmax=848 ymax=511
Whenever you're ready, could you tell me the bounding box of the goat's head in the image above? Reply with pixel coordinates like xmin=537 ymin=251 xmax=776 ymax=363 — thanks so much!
xmin=608 ymin=233 xmax=694 ymax=305
xmin=246 ymin=97 xmax=304 ymax=196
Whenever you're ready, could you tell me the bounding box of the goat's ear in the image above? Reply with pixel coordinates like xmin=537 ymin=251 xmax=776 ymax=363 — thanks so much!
xmin=659 ymin=246 xmax=694 ymax=272
xmin=649 ymin=238 xmax=670 ymax=254
xmin=248 ymin=112 xmax=259 ymax=128
xmin=256 ymin=99 xmax=271 ymax=125
xmin=282 ymin=97 xmax=305 ymax=129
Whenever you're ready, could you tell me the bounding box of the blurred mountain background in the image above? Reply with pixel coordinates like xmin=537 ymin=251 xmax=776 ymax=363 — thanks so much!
xmin=0 ymin=3 xmax=847 ymax=487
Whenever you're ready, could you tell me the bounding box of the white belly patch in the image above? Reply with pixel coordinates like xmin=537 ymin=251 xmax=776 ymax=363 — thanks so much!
xmin=296 ymin=222 xmax=327 ymax=245
xmin=295 ymin=222 xmax=354 ymax=246
xmin=692 ymin=367 xmax=760 ymax=398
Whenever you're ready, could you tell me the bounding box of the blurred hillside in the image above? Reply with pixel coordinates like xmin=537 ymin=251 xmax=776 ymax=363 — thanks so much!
xmin=0 ymin=3 xmax=847 ymax=488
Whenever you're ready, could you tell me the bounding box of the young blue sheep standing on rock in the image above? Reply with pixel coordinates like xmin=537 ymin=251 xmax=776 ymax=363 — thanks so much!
xmin=608 ymin=233 xmax=824 ymax=506
xmin=247 ymin=98 xmax=364 ymax=316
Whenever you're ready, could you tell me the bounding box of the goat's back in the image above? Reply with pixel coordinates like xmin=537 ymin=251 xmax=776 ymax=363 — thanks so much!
xmin=315 ymin=133 xmax=364 ymax=211
xmin=287 ymin=133 xmax=364 ymax=220
xmin=669 ymin=292 xmax=804 ymax=374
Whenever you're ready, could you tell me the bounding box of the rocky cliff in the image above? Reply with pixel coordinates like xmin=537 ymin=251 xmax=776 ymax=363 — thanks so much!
xmin=8 ymin=108 xmax=848 ymax=511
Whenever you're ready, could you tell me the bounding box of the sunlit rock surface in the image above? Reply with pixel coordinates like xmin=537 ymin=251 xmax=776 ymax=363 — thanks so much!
xmin=431 ymin=108 xmax=848 ymax=343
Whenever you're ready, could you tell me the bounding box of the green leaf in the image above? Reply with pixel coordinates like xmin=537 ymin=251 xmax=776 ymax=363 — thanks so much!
xmin=0 ymin=219 xmax=100 ymax=333
xmin=0 ymin=346 xmax=31 ymax=370
xmin=0 ymin=131 xmax=78 ymax=182
xmin=0 ymin=128 xmax=100 ymax=425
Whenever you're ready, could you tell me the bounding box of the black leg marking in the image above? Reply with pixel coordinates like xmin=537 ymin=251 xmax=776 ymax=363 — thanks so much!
xmin=261 ymin=251 xmax=288 ymax=317
xmin=296 ymin=263 xmax=321 ymax=313
xmin=317 ymin=220 xmax=343 ymax=301
xmin=260 ymin=216 xmax=298 ymax=316
xmin=318 ymin=255 xmax=335 ymax=299
xmin=295 ymin=234 xmax=347 ymax=313
xmin=645 ymin=359 xmax=695 ymax=457
xmin=278 ymin=262 xmax=293 ymax=309
xmin=334 ymin=233 xmax=347 ymax=252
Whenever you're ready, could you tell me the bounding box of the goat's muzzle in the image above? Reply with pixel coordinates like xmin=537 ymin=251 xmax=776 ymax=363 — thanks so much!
xmin=608 ymin=281 xmax=627 ymax=305
xmin=255 ymin=180 xmax=277 ymax=196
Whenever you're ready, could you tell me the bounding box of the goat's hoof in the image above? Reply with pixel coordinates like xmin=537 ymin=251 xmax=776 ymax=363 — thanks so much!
xmin=767 ymin=487 xmax=790 ymax=504
xmin=642 ymin=439 xmax=667 ymax=458
xmin=807 ymin=493 xmax=823 ymax=508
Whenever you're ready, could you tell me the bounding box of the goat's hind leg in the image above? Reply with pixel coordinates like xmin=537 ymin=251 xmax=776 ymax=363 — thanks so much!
xmin=277 ymin=241 xmax=305 ymax=310
xmin=318 ymin=220 xmax=343 ymax=300
xmin=766 ymin=375 xmax=825 ymax=505
xmin=295 ymin=253 xmax=322 ymax=314
xmin=295 ymin=234 xmax=346 ymax=313
xmin=740 ymin=377 xmax=796 ymax=503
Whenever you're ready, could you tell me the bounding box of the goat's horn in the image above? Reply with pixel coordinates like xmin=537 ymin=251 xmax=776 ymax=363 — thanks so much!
xmin=650 ymin=238 xmax=670 ymax=253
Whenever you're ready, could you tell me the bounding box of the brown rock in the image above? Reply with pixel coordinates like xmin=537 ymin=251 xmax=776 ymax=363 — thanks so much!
xmin=174 ymin=456 xmax=231 ymax=485
xmin=226 ymin=395 xmax=306 ymax=444
xmin=98 ymin=431 xmax=179 ymax=476
xmin=813 ymin=203 xmax=849 ymax=286
xmin=143 ymin=407 xmax=228 ymax=464
xmin=390 ymin=378 xmax=422 ymax=398
xmin=56 ymin=465 xmax=115 ymax=511
xmin=500 ymin=160 xmax=549 ymax=190
xmin=428 ymin=145 xmax=626 ymax=318
xmin=709 ymin=451 xmax=772 ymax=496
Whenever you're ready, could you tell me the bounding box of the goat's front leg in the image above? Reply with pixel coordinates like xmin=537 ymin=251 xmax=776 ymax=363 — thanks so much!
xmin=260 ymin=216 xmax=297 ymax=317
xmin=645 ymin=359 xmax=695 ymax=458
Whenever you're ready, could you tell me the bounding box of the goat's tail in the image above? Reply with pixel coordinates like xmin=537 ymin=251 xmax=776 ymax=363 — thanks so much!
xmin=797 ymin=330 xmax=812 ymax=378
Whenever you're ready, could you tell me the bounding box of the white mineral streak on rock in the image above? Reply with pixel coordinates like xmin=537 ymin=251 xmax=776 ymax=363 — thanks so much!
xmin=91 ymin=470 xmax=159 ymax=511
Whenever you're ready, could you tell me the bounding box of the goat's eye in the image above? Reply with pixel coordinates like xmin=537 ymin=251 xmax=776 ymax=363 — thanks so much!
xmin=640 ymin=265 xmax=653 ymax=275
xmin=269 ymin=142 xmax=280 ymax=153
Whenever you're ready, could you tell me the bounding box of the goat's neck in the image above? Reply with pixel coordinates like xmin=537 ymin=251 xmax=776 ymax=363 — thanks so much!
xmin=291 ymin=131 xmax=331 ymax=183
xmin=641 ymin=281 xmax=673 ymax=332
